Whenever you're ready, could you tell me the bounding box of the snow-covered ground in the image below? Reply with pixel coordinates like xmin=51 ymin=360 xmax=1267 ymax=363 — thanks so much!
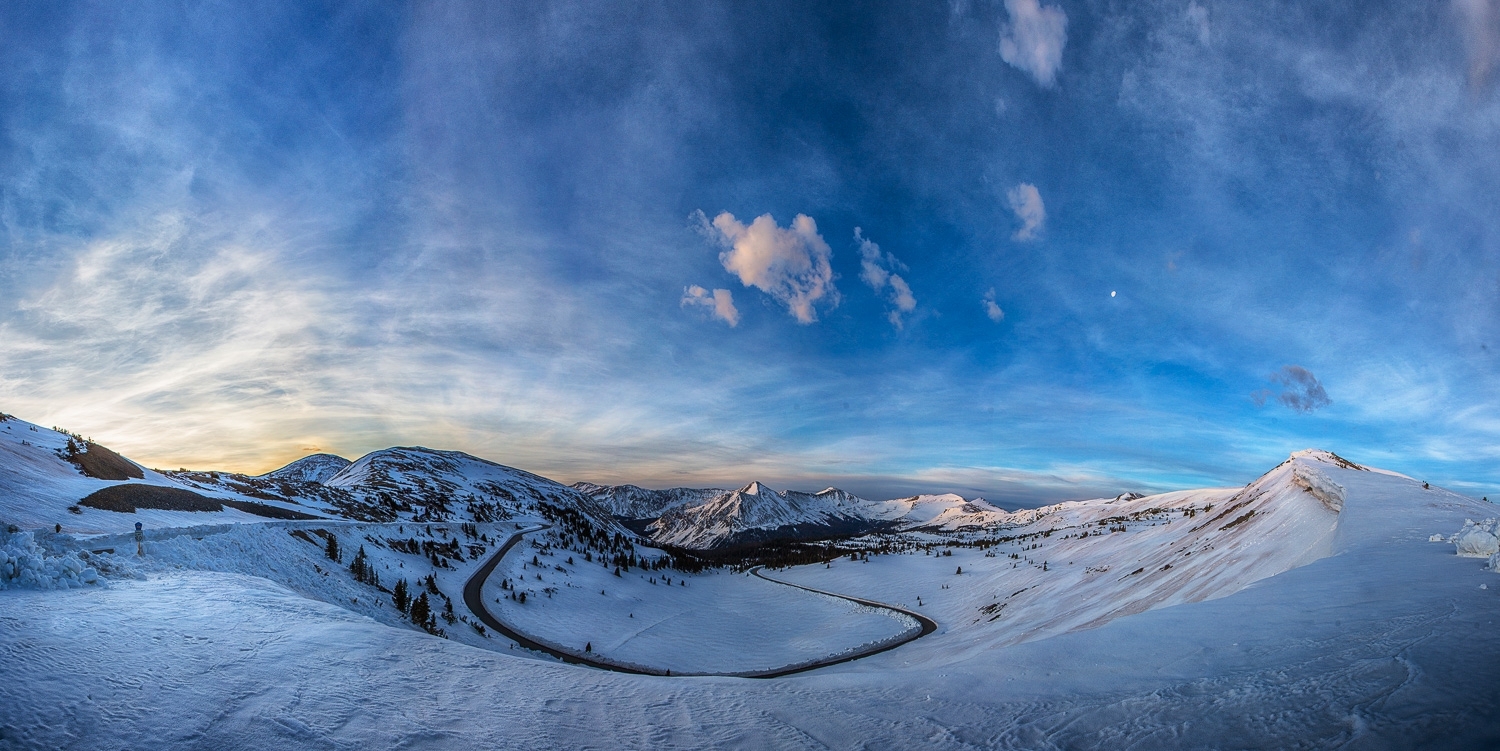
xmin=0 ymin=416 xmax=321 ymax=533
xmin=4 ymin=450 xmax=1500 ymax=748
xmin=772 ymin=451 xmax=1349 ymax=650
xmin=481 ymin=528 xmax=915 ymax=675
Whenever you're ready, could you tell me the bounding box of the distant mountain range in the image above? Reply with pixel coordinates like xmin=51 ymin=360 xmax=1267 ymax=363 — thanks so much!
xmin=572 ymin=480 xmax=1015 ymax=549
xmin=1 ymin=409 xmax=1046 ymax=550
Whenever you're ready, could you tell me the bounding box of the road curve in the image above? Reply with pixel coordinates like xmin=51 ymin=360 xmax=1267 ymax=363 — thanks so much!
xmin=747 ymin=566 xmax=938 ymax=677
xmin=462 ymin=526 xmax=938 ymax=678
xmin=462 ymin=525 xmax=657 ymax=676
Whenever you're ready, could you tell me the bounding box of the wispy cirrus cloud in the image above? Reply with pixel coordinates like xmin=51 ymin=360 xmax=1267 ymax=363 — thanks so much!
xmin=1455 ymin=0 xmax=1500 ymax=91
xmin=855 ymin=228 xmax=916 ymax=328
xmin=1186 ymin=2 xmax=1211 ymax=46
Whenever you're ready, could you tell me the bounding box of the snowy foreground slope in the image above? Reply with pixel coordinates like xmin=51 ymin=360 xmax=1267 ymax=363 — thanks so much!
xmin=3 ymin=449 xmax=1500 ymax=748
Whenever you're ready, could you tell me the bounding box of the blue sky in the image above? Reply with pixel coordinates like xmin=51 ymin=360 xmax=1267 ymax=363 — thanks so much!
xmin=3 ymin=1 xmax=1499 ymax=505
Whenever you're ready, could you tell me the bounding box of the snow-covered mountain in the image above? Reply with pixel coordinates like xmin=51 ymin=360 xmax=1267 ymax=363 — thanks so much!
xmin=576 ymin=479 xmax=1026 ymax=549
xmin=0 ymin=412 xmax=623 ymax=535
xmin=0 ymin=413 xmax=332 ymax=532
xmin=570 ymin=482 xmax=725 ymax=520
xmin=10 ymin=445 xmax=1498 ymax=749
xmin=259 ymin=453 xmax=351 ymax=484
xmin=646 ymin=482 xmax=887 ymax=549
xmin=319 ymin=446 xmax=622 ymax=528
xmin=864 ymin=493 xmax=1015 ymax=531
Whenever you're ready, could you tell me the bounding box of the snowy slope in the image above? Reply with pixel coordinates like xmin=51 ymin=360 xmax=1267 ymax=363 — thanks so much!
xmin=777 ymin=449 xmax=1357 ymax=650
xmin=0 ymin=415 xmax=327 ymax=533
xmin=259 ymin=453 xmax=351 ymax=484
xmin=588 ymin=480 xmax=1024 ymax=549
xmin=641 ymin=488 xmax=1026 ymax=548
xmin=571 ymin=482 xmax=725 ymax=520
xmin=324 ymin=447 xmax=624 ymax=530
xmin=864 ymin=492 xmax=1015 ymax=531
xmin=4 ymin=448 xmax=1499 ymax=748
xmin=482 ymin=526 xmax=914 ymax=675
xmin=0 ymin=414 xmax=628 ymax=534
xmin=647 ymin=482 xmax=880 ymax=549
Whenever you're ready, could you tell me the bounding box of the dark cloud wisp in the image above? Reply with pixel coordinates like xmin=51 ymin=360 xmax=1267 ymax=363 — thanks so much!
xmin=1253 ymin=366 xmax=1332 ymax=414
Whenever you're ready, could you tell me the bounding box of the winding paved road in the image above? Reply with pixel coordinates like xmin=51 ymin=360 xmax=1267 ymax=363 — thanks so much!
xmin=462 ymin=525 xmax=938 ymax=678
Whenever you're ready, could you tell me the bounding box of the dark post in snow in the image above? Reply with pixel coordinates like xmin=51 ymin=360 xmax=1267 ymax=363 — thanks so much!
xmin=135 ymin=521 xmax=144 ymax=556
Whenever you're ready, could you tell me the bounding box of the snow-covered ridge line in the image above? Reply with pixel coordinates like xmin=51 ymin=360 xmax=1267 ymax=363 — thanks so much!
xmin=0 ymin=413 xmax=627 ymax=536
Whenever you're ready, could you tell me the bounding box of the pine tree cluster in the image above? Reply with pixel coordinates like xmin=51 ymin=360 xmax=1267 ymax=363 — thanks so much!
xmin=391 ymin=578 xmax=446 ymax=636
xmin=349 ymin=546 xmax=379 ymax=587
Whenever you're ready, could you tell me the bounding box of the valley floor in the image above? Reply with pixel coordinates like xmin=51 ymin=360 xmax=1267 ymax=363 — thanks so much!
xmin=4 ymin=460 xmax=1500 ymax=748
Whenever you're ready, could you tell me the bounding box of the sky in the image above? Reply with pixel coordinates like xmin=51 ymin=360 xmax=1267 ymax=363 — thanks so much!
xmin=2 ymin=0 xmax=1499 ymax=505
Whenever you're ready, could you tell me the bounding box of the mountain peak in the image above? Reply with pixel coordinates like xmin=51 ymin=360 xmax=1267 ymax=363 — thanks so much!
xmin=1289 ymin=449 xmax=1366 ymax=471
xmin=260 ymin=453 xmax=351 ymax=484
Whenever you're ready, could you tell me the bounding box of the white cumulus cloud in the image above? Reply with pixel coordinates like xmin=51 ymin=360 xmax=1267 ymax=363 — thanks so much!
xmin=983 ymin=288 xmax=1005 ymax=322
xmin=1007 ymin=183 xmax=1046 ymax=241
xmin=681 ymin=285 xmax=740 ymax=327
xmin=999 ymin=0 xmax=1068 ymax=88
xmin=702 ymin=211 xmax=837 ymax=324
xmin=855 ymin=228 xmax=917 ymax=328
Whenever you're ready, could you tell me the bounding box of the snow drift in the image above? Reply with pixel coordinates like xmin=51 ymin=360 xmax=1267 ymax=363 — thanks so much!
xmin=1452 ymin=518 xmax=1499 ymax=558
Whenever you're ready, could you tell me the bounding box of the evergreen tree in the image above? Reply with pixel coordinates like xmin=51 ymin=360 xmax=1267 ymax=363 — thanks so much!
xmin=350 ymin=546 xmax=369 ymax=582
xmin=393 ymin=578 xmax=410 ymax=613
xmin=324 ymin=533 xmax=340 ymax=562
xmin=411 ymin=592 xmax=431 ymax=627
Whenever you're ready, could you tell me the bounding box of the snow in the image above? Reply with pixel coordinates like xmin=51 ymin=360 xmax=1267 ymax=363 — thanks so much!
xmin=1292 ymin=461 xmax=1345 ymax=512
xmin=646 ymin=482 xmax=874 ymax=549
xmin=481 ymin=528 xmax=915 ymax=675
xmin=1453 ymin=518 xmax=1499 ymax=558
xmin=4 ymin=449 xmax=1500 ymax=747
xmin=0 ymin=416 xmax=329 ymax=532
xmin=0 ymin=529 xmax=102 ymax=590
xmin=869 ymin=492 xmax=1015 ymax=530
xmin=611 ymin=481 xmax=1020 ymax=549
xmin=571 ymin=482 xmax=724 ymax=519
xmin=772 ymin=453 xmax=1349 ymax=650
xmin=259 ymin=453 xmax=351 ymax=484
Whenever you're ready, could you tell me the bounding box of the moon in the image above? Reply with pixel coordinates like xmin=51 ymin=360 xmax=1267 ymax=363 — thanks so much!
xmin=1110 ymin=290 xmax=1116 ymax=298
